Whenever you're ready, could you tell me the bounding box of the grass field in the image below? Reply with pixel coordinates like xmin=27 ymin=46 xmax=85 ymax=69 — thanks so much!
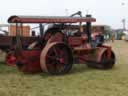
xmin=0 ymin=40 xmax=128 ymax=96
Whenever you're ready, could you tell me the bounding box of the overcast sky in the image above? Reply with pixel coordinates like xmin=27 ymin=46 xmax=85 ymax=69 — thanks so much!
xmin=0 ymin=0 xmax=128 ymax=29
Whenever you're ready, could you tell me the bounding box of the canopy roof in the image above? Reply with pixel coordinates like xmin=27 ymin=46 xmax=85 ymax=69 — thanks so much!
xmin=8 ymin=15 xmax=96 ymax=23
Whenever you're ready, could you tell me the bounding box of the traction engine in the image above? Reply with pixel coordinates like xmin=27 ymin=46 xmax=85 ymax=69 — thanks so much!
xmin=6 ymin=13 xmax=116 ymax=75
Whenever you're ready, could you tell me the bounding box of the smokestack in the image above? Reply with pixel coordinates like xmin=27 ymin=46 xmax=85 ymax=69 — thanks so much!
xmin=122 ymin=18 xmax=126 ymax=30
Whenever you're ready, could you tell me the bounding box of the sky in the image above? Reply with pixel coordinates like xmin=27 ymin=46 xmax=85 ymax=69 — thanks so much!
xmin=0 ymin=0 xmax=128 ymax=29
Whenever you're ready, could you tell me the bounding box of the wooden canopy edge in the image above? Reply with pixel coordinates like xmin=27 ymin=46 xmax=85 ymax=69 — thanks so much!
xmin=8 ymin=15 xmax=96 ymax=23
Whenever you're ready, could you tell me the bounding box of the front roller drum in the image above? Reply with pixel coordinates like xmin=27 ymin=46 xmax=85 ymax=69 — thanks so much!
xmin=40 ymin=42 xmax=73 ymax=75
xmin=87 ymin=50 xmax=116 ymax=69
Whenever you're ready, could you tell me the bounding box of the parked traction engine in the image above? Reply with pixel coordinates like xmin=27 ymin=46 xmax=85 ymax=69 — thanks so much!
xmin=7 ymin=14 xmax=116 ymax=75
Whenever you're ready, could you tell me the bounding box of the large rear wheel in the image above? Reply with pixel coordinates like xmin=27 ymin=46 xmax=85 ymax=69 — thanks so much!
xmin=40 ymin=42 xmax=73 ymax=75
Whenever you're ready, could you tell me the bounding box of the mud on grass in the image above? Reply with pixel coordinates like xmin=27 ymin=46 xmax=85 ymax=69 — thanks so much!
xmin=0 ymin=40 xmax=127 ymax=96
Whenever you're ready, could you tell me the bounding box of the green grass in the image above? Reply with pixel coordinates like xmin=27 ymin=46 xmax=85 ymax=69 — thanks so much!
xmin=0 ymin=40 xmax=128 ymax=96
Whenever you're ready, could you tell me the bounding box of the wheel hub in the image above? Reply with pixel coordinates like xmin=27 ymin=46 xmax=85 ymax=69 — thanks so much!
xmin=59 ymin=58 xmax=65 ymax=64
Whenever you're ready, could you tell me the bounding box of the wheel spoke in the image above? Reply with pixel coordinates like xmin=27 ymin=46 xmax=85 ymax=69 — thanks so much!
xmin=46 ymin=55 xmax=57 ymax=60
xmin=53 ymin=47 xmax=58 ymax=57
